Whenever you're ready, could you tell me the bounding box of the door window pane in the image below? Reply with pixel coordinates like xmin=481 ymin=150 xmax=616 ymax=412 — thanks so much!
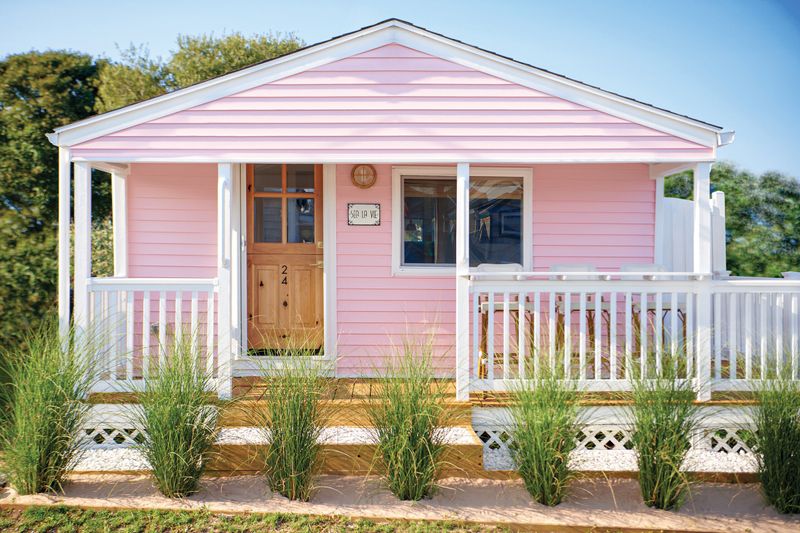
xmin=469 ymin=177 xmax=523 ymax=266
xmin=253 ymin=164 xmax=282 ymax=192
xmin=287 ymin=198 xmax=315 ymax=243
xmin=286 ymin=164 xmax=315 ymax=193
xmin=254 ymin=197 xmax=282 ymax=243
xmin=402 ymin=178 xmax=456 ymax=265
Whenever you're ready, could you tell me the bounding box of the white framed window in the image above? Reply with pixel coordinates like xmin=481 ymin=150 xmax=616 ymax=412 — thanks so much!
xmin=391 ymin=166 xmax=533 ymax=276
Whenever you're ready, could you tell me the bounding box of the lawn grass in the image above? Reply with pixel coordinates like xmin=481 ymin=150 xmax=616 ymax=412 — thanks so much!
xmin=0 ymin=505 xmax=502 ymax=532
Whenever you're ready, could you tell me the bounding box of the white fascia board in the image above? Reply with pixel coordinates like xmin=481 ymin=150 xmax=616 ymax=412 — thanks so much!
xmin=50 ymin=19 xmax=723 ymax=149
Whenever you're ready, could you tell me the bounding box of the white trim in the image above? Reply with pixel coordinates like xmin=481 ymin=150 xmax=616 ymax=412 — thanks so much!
xmin=216 ymin=164 xmax=233 ymax=398
xmin=73 ymin=162 xmax=92 ymax=338
xmin=58 ymin=148 xmax=71 ymax=340
xmin=649 ymin=162 xmax=695 ymax=180
xmin=230 ymin=164 xmax=244 ymax=363
xmin=49 ymin=20 xmax=722 ymax=149
xmin=653 ymin=176 xmax=665 ymax=267
xmin=322 ymin=163 xmax=338 ymax=363
xmin=92 ymin=162 xmax=130 ymax=176
xmin=455 ymin=162 xmax=470 ymax=401
xmin=693 ymin=162 xmax=713 ymax=274
xmin=391 ymin=165 xmax=533 ymax=276
xmin=236 ymin=164 xmax=248 ymax=361
xmin=111 ymin=170 xmax=128 ymax=277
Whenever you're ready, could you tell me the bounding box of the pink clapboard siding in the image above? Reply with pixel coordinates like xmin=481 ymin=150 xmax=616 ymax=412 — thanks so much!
xmin=71 ymin=44 xmax=711 ymax=162
xmin=127 ymin=163 xmax=217 ymax=278
xmin=333 ymin=163 xmax=654 ymax=376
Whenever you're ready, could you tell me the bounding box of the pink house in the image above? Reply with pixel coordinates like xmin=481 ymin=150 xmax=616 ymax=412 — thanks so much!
xmin=49 ymin=19 xmax=799 ymax=401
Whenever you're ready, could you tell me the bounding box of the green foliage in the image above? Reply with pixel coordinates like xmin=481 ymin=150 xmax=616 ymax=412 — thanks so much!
xmin=252 ymin=341 xmax=331 ymax=501
xmin=508 ymin=362 xmax=579 ymax=506
xmin=1 ymin=319 xmax=95 ymax=494
xmin=95 ymin=45 xmax=170 ymax=114
xmin=665 ymin=162 xmax=800 ymax=277
xmin=628 ymin=353 xmax=700 ymax=510
xmin=752 ymin=371 xmax=800 ymax=514
xmin=367 ymin=339 xmax=449 ymax=501
xmin=132 ymin=336 xmax=220 ymax=498
xmin=168 ymin=32 xmax=304 ymax=88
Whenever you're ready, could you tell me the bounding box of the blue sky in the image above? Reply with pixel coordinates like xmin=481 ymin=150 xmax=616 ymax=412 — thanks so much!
xmin=3 ymin=0 xmax=800 ymax=178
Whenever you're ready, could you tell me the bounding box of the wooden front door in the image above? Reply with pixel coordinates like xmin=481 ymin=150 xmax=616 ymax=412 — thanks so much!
xmin=246 ymin=164 xmax=323 ymax=353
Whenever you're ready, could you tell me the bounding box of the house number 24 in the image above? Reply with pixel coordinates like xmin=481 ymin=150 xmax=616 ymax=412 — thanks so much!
xmin=281 ymin=265 xmax=288 ymax=285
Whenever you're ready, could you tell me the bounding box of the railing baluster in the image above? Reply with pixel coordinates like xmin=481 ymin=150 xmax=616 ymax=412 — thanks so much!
xmin=579 ymin=292 xmax=587 ymax=380
xmin=792 ymin=293 xmax=798 ymax=380
xmin=534 ymin=291 xmax=541 ymax=377
xmin=655 ymin=292 xmax=663 ymax=375
xmin=563 ymin=292 xmax=571 ymax=378
xmin=594 ymin=291 xmax=601 ymax=380
xmin=745 ymin=293 xmax=753 ymax=379
xmin=206 ymin=290 xmax=215 ymax=375
xmin=548 ymin=292 xmax=556 ymax=371
xmin=760 ymin=293 xmax=768 ymax=379
xmin=640 ymin=291 xmax=648 ymax=377
xmin=670 ymin=291 xmax=678 ymax=366
xmin=714 ymin=292 xmax=722 ymax=379
xmin=487 ymin=291 xmax=495 ymax=382
xmin=686 ymin=292 xmax=694 ymax=380
xmin=517 ymin=291 xmax=526 ymax=379
xmin=729 ymin=293 xmax=738 ymax=380
xmin=624 ymin=292 xmax=632 ymax=380
xmin=126 ymin=290 xmax=134 ymax=380
xmin=191 ymin=290 xmax=199 ymax=359
xmin=610 ymin=291 xmax=617 ymax=379
xmin=776 ymin=293 xmax=784 ymax=373
xmin=175 ymin=290 xmax=183 ymax=345
xmin=159 ymin=291 xmax=167 ymax=367
xmin=502 ymin=291 xmax=510 ymax=380
xmin=142 ymin=291 xmax=150 ymax=379
xmin=472 ymin=290 xmax=479 ymax=380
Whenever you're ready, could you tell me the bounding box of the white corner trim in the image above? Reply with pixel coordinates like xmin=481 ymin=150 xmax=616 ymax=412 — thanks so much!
xmin=653 ymin=176 xmax=665 ymax=266
xmin=57 ymin=147 xmax=71 ymax=340
xmin=322 ymin=163 xmax=337 ymax=363
xmin=111 ymin=170 xmax=128 ymax=277
xmin=50 ymin=21 xmax=722 ymax=149
xmin=390 ymin=165 xmax=533 ymax=276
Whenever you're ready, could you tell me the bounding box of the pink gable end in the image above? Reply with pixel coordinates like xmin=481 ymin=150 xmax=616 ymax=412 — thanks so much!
xmin=71 ymin=44 xmax=712 ymax=161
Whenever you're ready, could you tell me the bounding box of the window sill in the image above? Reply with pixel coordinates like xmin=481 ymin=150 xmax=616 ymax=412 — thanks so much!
xmin=392 ymin=266 xmax=456 ymax=277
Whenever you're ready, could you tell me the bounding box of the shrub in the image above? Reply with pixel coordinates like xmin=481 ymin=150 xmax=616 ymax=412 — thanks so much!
xmin=752 ymin=371 xmax=800 ymax=514
xmin=508 ymin=361 xmax=579 ymax=506
xmin=131 ymin=336 xmax=220 ymax=498
xmin=252 ymin=340 xmax=331 ymax=501
xmin=2 ymin=320 xmax=96 ymax=494
xmin=367 ymin=338 xmax=448 ymax=501
xmin=628 ymin=352 xmax=699 ymax=510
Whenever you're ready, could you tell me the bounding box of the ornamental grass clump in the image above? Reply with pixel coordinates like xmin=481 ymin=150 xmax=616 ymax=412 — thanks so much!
xmin=367 ymin=338 xmax=449 ymax=501
xmin=2 ymin=320 xmax=96 ymax=494
xmin=132 ymin=336 xmax=220 ymax=498
xmin=752 ymin=369 xmax=800 ymax=514
xmin=252 ymin=339 xmax=331 ymax=501
xmin=628 ymin=352 xmax=700 ymax=511
xmin=508 ymin=359 xmax=579 ymax=506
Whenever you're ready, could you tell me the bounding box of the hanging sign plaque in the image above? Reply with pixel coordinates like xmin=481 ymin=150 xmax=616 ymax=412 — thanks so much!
xmin=347 ymin=203 xmax=381 ymax=226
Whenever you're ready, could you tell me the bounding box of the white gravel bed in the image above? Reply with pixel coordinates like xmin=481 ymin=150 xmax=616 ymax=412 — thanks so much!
xmin=75 ymin=448 xmax=149 ymax=472
xmin=483 ymin=447 xmax=758 ymax=473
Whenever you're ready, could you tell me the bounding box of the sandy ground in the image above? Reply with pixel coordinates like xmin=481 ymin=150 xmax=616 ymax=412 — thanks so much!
xmin=2 ymin=474 xmax=799 ymax=532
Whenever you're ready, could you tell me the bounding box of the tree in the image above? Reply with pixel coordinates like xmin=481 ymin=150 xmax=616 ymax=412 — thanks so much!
xmin=0 ymin=51 xmax=105 ymax=350
xmin=96 ymin=32 xmax=304 ymax=112
xmin=665 ymin=162 xmax=800 ymax=278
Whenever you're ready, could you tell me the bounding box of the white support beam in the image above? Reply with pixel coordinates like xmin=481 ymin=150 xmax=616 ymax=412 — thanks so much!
xmin=653 ymin=176 xmax=665 ymax=266
xmin=693 ymin=162 xmax=713 ymax=400
xmin=217 ymin=163 xmax=233 ymax=398
xmin=455 ymin=162 xmax=470 ymax=401
xmin=111 ymin=170 xmax=128 ymax=277
xmin=58 ymin=147 xmax=72 ymax=341
xmin=322 ymin=163 xmax=338 ymax=363
xmin=73 ymin=162 xmax=92 ymax=339
xmin=649 ymin=162 xmax=695 ymax=180
xmin=92 ymin=162 xmax=130 ymax=176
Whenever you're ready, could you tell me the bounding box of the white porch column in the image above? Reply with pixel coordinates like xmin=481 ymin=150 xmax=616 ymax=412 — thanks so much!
xmin=111 ymin=170 xmax=128 ymax=277
xmin=217 ymin=163 xmax=233 ymax=398
xmin=322 ymin=164 xmax=338 ymax=363
xmin=58 ymin=148 xmax=72 ymax=340
xmin=73 ymin=162 xmax=92 ymax=339
xmin=455 ymin=163 xmax=470 ymax=401
xmin=693 ymin=162 xmax=712 ymax=400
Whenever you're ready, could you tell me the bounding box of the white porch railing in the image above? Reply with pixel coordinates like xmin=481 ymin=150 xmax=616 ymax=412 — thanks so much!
xmin=86 ymin=277 xmax=220 ymax=393
xmin=468 ymin=273 xmax=800 ymax=398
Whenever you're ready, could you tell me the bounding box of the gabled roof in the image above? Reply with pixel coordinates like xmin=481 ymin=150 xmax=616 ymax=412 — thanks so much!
xmin=48 ymin=18 xmax=730 ymax=149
